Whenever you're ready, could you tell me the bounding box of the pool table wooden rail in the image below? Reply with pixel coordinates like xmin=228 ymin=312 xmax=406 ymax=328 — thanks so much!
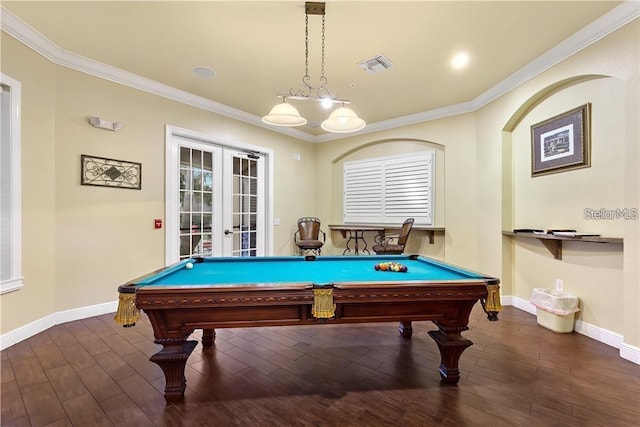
xmin=121 ymin=278 xmax=492 ymax=402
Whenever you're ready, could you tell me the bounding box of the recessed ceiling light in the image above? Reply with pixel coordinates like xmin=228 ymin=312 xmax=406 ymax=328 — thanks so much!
xmin=193 ymin=66 xmax=216 ymax=78
xmin=451 ymin=52 xmax=470 ymax=70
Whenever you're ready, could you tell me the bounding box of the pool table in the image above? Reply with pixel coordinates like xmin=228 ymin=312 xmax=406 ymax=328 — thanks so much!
xmin=116 ymin=254 xmax=501 ymax=402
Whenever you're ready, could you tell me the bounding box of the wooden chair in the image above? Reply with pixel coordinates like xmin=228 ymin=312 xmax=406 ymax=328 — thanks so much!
xmin=294 ymin=217 xmax=326 ymax=256
xmin=372 ymin=218 xmax=415 ymax=255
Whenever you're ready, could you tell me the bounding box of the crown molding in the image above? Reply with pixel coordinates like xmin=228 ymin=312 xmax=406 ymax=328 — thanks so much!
xmin=318 ymin=0 xmax=640 ymax=143
xmin=2 ymin=1 xmax=638 ymax=143
xmin=0 ymin=7 xmax=316 ymax=143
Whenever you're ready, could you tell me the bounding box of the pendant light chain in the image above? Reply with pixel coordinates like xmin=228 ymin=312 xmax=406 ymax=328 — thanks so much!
xmin=302 ymin=9 xmax=327 ymax=91
xmin=320 ymin=14 xmax=326 ymax=83
xmin=304 ymin=12 xmax=310 ymax=82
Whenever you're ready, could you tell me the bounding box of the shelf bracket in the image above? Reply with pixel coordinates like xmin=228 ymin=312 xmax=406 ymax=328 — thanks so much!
xmin=426 ymin=230 xmax=435 ymax=244
xmin=539 ymin=239 xmax=562 ymax=260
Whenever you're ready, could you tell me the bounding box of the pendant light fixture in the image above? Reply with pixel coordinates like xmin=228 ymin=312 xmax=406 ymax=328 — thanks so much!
xmin=261 ymin=2 xmax=365 ymax=133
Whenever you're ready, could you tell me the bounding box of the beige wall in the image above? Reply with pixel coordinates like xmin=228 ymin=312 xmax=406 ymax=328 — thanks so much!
xmin=316 ymin=20 xmax=639 ymax=349
xmin=0 ymin=34 xmax=317 ymax=332
xmin=1 ymin=18 xmax=638 ymax=352
xmin=1 ymin=33 xmax=57 ymax=328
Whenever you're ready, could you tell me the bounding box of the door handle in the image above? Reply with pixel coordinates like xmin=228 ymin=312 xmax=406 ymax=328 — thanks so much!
xmin=224 ymin=229 xmax=233 ymax=235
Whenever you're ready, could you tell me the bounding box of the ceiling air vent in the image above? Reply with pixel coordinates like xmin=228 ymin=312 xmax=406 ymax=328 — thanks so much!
xmin=357 ymin=55 xmax=394 ymax=74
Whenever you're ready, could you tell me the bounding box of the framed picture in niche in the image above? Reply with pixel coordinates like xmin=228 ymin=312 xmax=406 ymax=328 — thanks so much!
xmin=531 ymin=103 xmax=591 ymax=177
xmin=81 ymin=155 xmax=142 ymax=189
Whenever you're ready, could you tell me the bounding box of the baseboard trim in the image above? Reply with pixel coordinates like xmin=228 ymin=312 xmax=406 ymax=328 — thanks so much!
xmin=620 ymin=342 xmax=640 ymax=365
xmin=0 ymin=301 xmax=117 ymax=350
xmin=508 ymin=295 xmax=640 ymax=365
xmin=1 ymin=297 xmax=639 ymax=365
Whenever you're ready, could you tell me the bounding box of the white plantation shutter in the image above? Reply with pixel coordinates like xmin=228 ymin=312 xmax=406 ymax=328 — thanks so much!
xmin=344 ymin=162 xmax=383 ymax=223
xmin=343 ymin=151 xmax=433 ymax=225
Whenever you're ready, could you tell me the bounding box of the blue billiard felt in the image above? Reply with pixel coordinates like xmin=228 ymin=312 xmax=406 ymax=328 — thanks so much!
xmin=138 ymin=255 xmax=487 ymax=288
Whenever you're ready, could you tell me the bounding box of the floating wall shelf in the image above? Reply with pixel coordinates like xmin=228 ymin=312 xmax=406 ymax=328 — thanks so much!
xmin=329 ymin=225 xmax=445 ymax=245
xmin=502 ymin=231 xmax=623 ymax=260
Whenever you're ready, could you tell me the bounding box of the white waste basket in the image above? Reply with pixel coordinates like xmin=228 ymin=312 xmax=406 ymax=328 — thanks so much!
xmin=530 ymin=288 xmax=580 ymax=333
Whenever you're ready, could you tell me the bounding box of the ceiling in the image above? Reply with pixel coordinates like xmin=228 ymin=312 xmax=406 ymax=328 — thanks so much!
xmin=2 ymin=1 xmax=630 ymax=141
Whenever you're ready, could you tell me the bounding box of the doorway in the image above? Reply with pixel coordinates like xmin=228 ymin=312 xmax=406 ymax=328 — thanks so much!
xmin=165 ymin=126 xmax=272 ymax=264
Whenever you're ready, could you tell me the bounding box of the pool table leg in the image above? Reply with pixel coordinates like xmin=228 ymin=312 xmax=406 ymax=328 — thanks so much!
xmin=150 ymin=338 xmax=198 ymax=402
xmin=201 ymin=328 xmax=216 ymax=349
xmin=398 ymin=321 xmax=413 ymax=338
xmin=428 ymin=323 xmax=472 ymax=385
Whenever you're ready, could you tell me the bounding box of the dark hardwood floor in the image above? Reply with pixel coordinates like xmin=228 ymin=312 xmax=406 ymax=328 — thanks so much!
xmin=2 ymin=305 xmax=639 ymax=426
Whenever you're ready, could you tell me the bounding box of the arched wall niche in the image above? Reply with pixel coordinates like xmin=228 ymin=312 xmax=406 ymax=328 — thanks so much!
xmin=500 ymin=74 xmax=626 ymax=332
xmin=328 ymin=138 xmax=446 ymax=256
xmin=501 ymin=74 xmax=608 ymax=234
xmin=330 ymin=138 xmax=445 ymax=228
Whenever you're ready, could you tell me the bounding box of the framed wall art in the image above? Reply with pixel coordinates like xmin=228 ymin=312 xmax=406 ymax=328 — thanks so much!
xmin=81 ymin=155 xmax=142 ymax=189
xmin=531 ymin=103 xmax=591 ymax=177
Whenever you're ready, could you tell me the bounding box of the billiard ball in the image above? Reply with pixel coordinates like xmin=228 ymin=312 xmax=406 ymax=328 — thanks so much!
xmin=185 ymin=262 xmax=194 ymax=270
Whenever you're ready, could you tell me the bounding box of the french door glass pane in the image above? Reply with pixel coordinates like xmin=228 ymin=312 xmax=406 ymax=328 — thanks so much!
xmin=179 ymin=169 xmax=189 ymax=190
xmin=193 ymin=150 xmax=202 ymax=168
xmin=179 ymin=191 xmax=191 ymax=211
xmin=203 ymin=193 xmax=212 ymax=211
xmin=193 ymin=169 xmax=202 ymax=191
xmin=179 ymin=213 xmax=190 ymax=231
xmin=179 ymin=147 xmax=190 ymax=167
xmin=179 ymin=235 xmax=190 ymax=257
xmin=203 ymin=214 xmax=212 ymax=232
xmin=192 ymin=214 xmax=202 ymax=231
xmin=193 ymin=193 xmax=202 ymax=211
xmin=203 ymin=171 xmax=212 ymax=191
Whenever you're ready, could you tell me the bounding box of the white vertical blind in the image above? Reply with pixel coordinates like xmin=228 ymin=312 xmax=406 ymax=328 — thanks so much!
xmin=343 ymin=151 xmax=433 ymax=225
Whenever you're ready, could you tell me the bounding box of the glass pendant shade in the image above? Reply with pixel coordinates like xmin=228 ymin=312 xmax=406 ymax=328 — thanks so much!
xmin=262 ymin=102 xmax=307 ymax=127
xmin=321 ymin=106 xmax=366 ymax=133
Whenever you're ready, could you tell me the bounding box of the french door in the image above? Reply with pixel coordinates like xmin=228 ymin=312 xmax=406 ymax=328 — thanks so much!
xmin=166 ymin=129 xmax=268 ymax=263
xmin=222 ymin=149 xmax=265 ymax=257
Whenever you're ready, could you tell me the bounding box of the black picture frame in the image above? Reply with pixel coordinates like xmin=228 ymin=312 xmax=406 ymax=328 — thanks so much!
xmin=81 ymin=155 xmax=142 ymax=189
xmin=531 ymin=103 xmax=591 ymax=177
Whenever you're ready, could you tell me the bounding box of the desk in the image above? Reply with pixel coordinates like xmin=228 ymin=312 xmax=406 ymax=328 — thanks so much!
xmin=328 ymin=224 xmax=385 ymax=254
xmin=116 ymin=255 xmax=501 ymax=401
xmin=330 ymin=224 xmax=446 ymax=251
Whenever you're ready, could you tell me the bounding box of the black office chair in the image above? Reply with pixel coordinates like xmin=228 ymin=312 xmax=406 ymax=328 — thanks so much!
xmin=294 ymin=217 xmax=326 ymax=256
xmin=372 ymin=218 xmax=415 ymax=255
